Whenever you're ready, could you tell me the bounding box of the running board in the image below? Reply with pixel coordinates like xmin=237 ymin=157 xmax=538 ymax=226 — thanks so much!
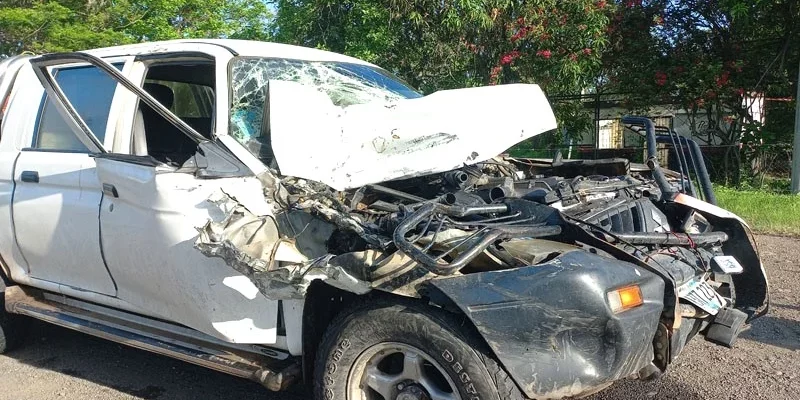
xmin=3 ymin=286 xmax=299 ymax=391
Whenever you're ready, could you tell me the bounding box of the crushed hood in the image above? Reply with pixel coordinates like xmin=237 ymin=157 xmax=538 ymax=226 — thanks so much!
xmin=268 ymin=82 xmax=557 ymax=190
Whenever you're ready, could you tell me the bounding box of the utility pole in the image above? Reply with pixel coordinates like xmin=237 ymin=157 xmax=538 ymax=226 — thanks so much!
xmin=793 ymin=60 xmax=800 ymax=194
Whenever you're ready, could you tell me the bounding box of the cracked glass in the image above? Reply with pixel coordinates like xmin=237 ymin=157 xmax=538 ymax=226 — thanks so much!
xmin=228 ymin=57 xmax=421 ymax=163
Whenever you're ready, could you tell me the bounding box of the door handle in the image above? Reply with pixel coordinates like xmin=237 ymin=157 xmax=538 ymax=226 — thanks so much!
xmin=102 ymin=183 xmax=118 ymax=198
xmin=20 ymin=170 xmax=39 ymax=183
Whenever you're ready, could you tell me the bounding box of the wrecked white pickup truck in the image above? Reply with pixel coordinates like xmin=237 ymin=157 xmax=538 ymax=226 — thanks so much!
xmin=0 ymin=40 xmax=769 ymax=400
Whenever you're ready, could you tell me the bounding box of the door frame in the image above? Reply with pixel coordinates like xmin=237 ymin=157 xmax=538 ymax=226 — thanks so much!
xmin=27 ymin=49 xmax=286 ymax=345
xmin=28 ymin=50 xmax=253 ymax=178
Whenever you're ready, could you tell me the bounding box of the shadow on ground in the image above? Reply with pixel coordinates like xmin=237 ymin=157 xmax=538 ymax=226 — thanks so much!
xmin=739 ymin=313 xmax=800 ymax=351
xmin=5 ymin=320 xmax=715 ymax=400
xmin=5 ymin=320 xmax=307 ymax=400
xmin=584 ymin=376 xmax=705 ymax=400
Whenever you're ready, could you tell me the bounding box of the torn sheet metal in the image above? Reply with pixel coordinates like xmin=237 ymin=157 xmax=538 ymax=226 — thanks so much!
xmin=279 ymin=177 xmax=392 ymax=249
xmin=195 ymin=188 xmax=441 ymax=299
xmin=267 ymin=81 xmax=557 ymax=190
xmin=195 ymin=190 xmax=372 ymax=299
xmin=328 ymin=250 xmax=439 ymax=297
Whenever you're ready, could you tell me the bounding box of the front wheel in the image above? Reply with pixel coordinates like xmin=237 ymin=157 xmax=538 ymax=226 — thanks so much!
xmin=0 ymin=295 xmax=28 ymax=354
xmin=314 ymin=298 xmax=523 ymax=400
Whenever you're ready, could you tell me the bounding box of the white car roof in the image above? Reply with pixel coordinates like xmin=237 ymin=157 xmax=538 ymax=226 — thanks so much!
xmin=83 ymin=39 xmax=375 ymax=66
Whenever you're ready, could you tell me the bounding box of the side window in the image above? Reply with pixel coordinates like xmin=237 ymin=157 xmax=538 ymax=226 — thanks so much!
xmin=34 ymin=63 xmax=122 ymax=151
xmin=134 ymin=62 xmax=215 ymax=165
xmin=146 ymin=80 xmax=214 ymax=119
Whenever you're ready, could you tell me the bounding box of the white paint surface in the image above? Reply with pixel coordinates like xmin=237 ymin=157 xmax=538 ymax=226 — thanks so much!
xmin=222 ymin=276 xmax=260 ymax=300
xmin=13 ymin=151 xmax=117 ymax=295
xmin=83 ymin=39 xmax=373 ymax=68
xmin=269 ymin=82 xmax=557 ymax=190
xmin=95 ymin=158 xmax=279 ymax=344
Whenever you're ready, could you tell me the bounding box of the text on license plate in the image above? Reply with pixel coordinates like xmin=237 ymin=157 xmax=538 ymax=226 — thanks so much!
xmin=678 ymin=278 xmax=726 ymax=315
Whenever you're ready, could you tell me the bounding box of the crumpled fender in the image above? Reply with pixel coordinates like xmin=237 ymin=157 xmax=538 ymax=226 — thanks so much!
xmin=426 ymin=250 xmax=664 ymax=399
xmin=672 ymin=194 xmax=769 ymax=320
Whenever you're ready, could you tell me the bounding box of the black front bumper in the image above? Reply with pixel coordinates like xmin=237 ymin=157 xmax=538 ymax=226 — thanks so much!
xmin=428 ymin=250 xmax=665 ymax=399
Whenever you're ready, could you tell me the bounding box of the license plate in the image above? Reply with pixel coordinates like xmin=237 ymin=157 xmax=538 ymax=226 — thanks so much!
xmin=678 ymin=278 xmax=726 ymax=315
xmin=712 ymin=255 xmax=744 ymax=274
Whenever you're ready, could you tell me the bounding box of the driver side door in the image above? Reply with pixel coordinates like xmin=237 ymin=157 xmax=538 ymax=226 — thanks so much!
xmin=29 ymin=51 xmax=281 ymax=345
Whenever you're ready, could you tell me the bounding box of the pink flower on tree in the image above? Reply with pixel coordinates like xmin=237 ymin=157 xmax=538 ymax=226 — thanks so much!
xmin=510 ymin=26 xmax=530 ymax=42
xmin=536 ymin=49 xmax=552 ymax=59
xmin=715 ymin=71 xmax=730 ymax=87
xmin=654 ymin=71 xmax=668 ymax=86
xmin=489 ymin=65 xmax=503 ymax=84
xmin=500 ymin=50 xmax=521 ymax=65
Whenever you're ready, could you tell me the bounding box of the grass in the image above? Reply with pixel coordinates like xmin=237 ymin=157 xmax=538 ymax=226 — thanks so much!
xmin=715 ymin=185 xmax=800 ymax=236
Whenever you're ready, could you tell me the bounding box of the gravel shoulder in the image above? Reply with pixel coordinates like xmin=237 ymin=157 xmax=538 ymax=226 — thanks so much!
xmin=1 ymin=235 xmax=798 ymax=400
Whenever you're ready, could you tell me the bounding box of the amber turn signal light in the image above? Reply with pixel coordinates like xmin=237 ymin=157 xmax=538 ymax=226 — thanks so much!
xmin=608 ymin=285 xmax=643 ymax=313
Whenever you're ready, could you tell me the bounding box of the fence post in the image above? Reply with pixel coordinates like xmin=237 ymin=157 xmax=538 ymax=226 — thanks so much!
xmin=793 ymin=62 xmax=800 ymax=194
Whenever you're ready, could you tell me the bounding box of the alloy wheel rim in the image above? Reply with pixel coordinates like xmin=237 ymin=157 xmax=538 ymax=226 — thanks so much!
xmin=346 ymin=342 xmax=462 ymax=400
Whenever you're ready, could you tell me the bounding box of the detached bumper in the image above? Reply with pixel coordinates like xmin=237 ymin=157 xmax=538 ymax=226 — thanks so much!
xmin=428 ymin=251 xmax=664 ymax=399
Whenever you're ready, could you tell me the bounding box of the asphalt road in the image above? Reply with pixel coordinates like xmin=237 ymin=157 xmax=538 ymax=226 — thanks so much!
xmin=1 ymin=235 xmax=798 ymax=400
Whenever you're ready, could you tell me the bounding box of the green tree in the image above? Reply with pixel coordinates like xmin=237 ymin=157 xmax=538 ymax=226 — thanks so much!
xmin=0 ymin=0 xmax=272 ymax=56
xmin=272 ymin=0 xmax=612 ymax=140
xmin=602 ymin=0 xmax=800 ymax=185
xmin=273 ymin=0 xmax=611 ymax=92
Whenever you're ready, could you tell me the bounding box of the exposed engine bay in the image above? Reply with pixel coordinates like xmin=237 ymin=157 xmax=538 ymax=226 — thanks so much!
xmin=198 ymin=146 xmax=763 ymax=314
xmin=270 ymin=154 xmax=726 ymax=288
xmin=193 ymin=111 xmax=771 ymax=398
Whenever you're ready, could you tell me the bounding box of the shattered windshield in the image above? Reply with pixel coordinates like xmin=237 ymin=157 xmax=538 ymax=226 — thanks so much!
xmin=228 ymin=57 xmax=421 ymax=162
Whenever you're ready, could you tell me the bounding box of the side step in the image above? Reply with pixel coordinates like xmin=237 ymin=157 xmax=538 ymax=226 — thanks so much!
xmin=3 ymin=286 xmax=299 ymax=391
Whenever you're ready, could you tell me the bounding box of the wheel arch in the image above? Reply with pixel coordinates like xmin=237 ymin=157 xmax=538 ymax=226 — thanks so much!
xmin=301 ymin=281 xmax=359 ymax=384
xmin=0 ymin=266 xmax=8 ymax=292
xmin=0 ymin=252 xmax=15 ymax=290
xmin=299 ymin=280 xmax=509 ymax=390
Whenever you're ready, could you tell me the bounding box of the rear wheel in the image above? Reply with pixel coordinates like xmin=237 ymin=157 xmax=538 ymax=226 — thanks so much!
xmin=314 ymin=298 xmax=523 ymax=400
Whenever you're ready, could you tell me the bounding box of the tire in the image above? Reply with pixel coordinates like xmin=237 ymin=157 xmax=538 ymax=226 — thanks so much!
xmin=0 ymin=295 xmax=27 ymax=354
xmin=314 ymin=297 xmax=524 ymax=400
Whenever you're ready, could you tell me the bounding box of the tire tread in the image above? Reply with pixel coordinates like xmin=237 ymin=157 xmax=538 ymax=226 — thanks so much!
xmin=313 ymin=295 xmax=525 ymax=400
xmin=0 ymin=297 xmax=27 ymax=354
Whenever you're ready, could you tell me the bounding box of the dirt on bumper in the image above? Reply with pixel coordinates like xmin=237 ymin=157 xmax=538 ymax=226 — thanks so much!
xmin=427 ymin=250 xmax=665 ymax=399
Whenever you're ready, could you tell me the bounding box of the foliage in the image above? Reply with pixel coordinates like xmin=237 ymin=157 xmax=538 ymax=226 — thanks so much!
xmin=602 ymin=0 xmax=800 ymax=186
xmin=3 ymin=1 xmax=797 ymax=188
xmin=715 ymin=185 xmax=800 ymax=235
xmin=272 ymin=0 xmax=612 ymax=136
xmin=0 ymin=0 xmax=272 ymax=56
